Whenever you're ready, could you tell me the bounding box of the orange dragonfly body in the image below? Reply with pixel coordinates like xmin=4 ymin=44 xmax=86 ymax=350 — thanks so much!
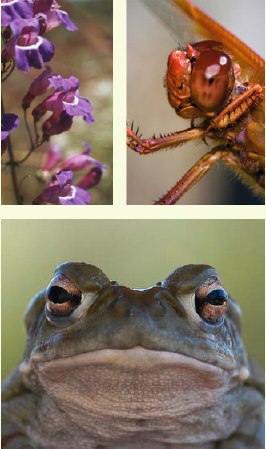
xmin=127 ymin=0 xmax=265 ymax=205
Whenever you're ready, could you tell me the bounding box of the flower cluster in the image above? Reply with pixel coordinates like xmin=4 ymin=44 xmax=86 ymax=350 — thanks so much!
xmin=2 ymin=0 xmax=76 ymax=72
xmin=1 ymin=1 xmax=105 ymax=205
xmin=34 ymin=142 xmax=105 ymax=205
xmin=23 ymin=67 xmax=95 ymax=140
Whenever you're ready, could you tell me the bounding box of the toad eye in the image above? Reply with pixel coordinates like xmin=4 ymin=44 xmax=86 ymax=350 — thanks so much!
xmin=46 ymin=274 xmax=82 ymax=317
xmin=195 ymin=289 xmax=228 ymax=324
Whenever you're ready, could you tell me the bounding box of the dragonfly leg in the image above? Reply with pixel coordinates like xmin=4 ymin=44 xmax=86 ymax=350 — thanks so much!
xmin=127 ymin=125 xmax=205 ymax=154
xmin=155 ymin=147 xmax=244 ymax=205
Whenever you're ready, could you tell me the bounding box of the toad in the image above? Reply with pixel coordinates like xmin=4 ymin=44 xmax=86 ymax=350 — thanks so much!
xmin=2 ymin=262 xmax=264 ymax=448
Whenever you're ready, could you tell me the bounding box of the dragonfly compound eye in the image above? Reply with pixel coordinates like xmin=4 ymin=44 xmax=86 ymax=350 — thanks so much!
xmin=190 ymin=48 xmax=234 ymax=115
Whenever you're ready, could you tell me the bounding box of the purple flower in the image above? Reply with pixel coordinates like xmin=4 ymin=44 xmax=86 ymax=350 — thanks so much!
xmin=51 ymin=75 xmax=95 ymax=125
xmin=53 ymin=140 xmax=105 ymax=186
xmin=6 ymin=18 xmax=54 ymax=72
xmin=82 ymin=141 xmax=92 ymax=154
xmin=57 ymin=149 xmax=101 ymax=172
xmin=42 ymin=110 xmax=73 ymax=140
xmin=1 ymin=0 xmax=33 ymax=26
xmin=1 ymin=113 xmax=19 ymax=154
xmin=40 ymin=143 xmax=63 ymax=179
xmin=33 ymin=0 xmax=77 ymax=33
xmin=22 ymin=66 xmax=53 ymax=109
xmin=33 ymin=170 xmax=90 ymax=205
xmin=43 ymin=144 xmax=62 ymax=171
xmin=32 ymin=74 xmax=94 ymax=139
xmin=36 ymin=144 xmax=62 ymax=181
xmin=36 ymin=142 xmax=105 ymax=190
xmin=77 ymin=165 xmax=104 ymax=189
xmin=1 ymin=0 xmax=77 ymax=32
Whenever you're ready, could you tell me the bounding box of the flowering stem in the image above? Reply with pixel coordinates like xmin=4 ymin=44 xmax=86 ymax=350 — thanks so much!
xmin=23 ymin=108 xmax=34 ymax=148
xmin=15 ymin=140 xmax=44 ymax=165
xmin=15 ymin=109 xmax=43 ymax=165
xmin=1 ymin=97 xmax=23 ymax=204
xmin=34 ymin=120 xmax=40 ymax=142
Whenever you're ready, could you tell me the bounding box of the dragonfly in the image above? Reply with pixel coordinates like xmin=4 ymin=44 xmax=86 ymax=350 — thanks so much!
xmin=127 ymin=0 xmax=265 ymax=205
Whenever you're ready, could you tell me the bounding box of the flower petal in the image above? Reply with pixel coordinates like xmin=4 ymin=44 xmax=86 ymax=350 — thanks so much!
xmin=58 ymin=153 xmax=94 ymax=172
xmin=8 ymin=33 xmax=55 ymax=72
xmin=56 ymin=170 xmax=73 ymax=188
xmin=1 ymin=0 xmax=33 ymax=26
xmin=42 ymin=110 xmax=73 ymax=140
xmin=82 ymin=141 xmax=92 ymax=155
xmin=33 ymin=0 xmax=77 ymax=32
xmin=43 ymin=144 xmax=62 ymax=171
xmin=63 ymin=96 xmax=95 ymax=125
xmin=77 ymin=165 xmax=103 ymax=189
xmin=1 ymin=113 xmax=19 ymax=138
xmin=46 ymin=9 xmax=78 ymax=32
xmin=1 ymin=113 xmax=19 ymax=153
xmin=33 ymin=170 xmax=90 ymax=205
xmin=59 ymin=186 xmax=90 ymax=205
xmin=49 ymin=74 xmax=79 ymax=93
xmin=22 ymin=66 xmax=53 ymax=109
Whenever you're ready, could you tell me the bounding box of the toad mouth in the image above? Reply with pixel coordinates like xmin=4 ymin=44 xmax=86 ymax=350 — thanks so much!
xmin=28 ymin=346 xmax=237 ymax=373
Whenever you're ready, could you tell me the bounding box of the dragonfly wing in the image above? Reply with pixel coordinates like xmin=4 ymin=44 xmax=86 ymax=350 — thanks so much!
xmin=142 ymin=0 xmax=264 ymax=84
xmin=142 ymin=0 xmax=204 ymax=47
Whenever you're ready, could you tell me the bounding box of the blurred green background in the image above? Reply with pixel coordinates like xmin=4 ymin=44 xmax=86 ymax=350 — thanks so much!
xmin=2 ymin=219 xmax=264 ymax=379
xmin=2 ymin=0 xmax=112 ymax=204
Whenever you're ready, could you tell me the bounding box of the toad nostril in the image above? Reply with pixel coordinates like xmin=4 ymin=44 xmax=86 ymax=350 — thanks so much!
xmin=150 ymin=298 xmax=167 ymax=318
xmin=108 ymin=288 xmax=170 ymax=320
xmin=110 ymin=296 xmax=131 ymax=318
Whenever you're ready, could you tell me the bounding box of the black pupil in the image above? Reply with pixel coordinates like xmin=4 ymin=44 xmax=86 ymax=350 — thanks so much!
xmin=206 ymin=289 xmax=227 ymax=305
xmin=48 ymin=286 xmax=81 ymax=305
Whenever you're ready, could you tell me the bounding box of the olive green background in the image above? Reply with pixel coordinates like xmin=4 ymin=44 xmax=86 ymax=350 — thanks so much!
xmin=2 ymin=219 xmax=264 ymax=379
